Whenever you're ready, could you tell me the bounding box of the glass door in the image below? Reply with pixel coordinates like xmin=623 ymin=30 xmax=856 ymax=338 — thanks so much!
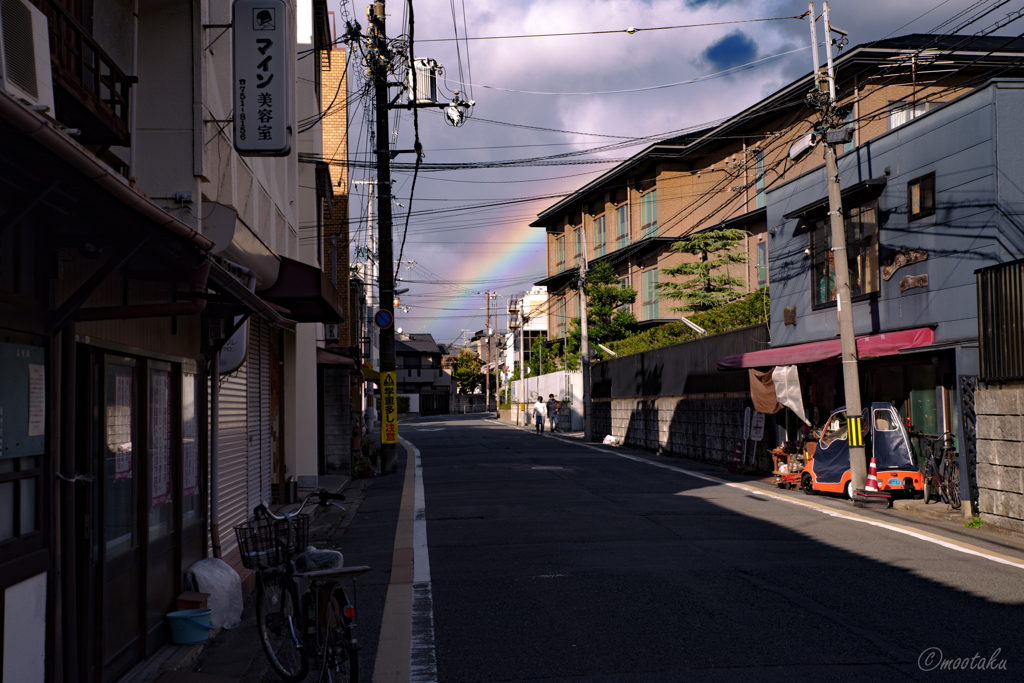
xmin=100 ymin=355 xmax=142 ymax=682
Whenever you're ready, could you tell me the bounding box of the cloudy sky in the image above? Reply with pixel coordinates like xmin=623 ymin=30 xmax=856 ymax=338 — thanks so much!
xmin=340 ymin=0 xmax=1022 ymax=344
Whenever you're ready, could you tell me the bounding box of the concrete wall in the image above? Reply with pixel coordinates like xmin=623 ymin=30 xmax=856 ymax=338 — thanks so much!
xmin=323 ymin=368 xmax=351 ymax=474
xmin=591 ymin=396 xmax=773 ymax=470
xmin=976 ymin=383 xmax=1024 ymax=532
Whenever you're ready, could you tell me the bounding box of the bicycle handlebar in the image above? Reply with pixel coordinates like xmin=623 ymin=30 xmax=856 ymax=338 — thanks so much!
xmin=253 ymin=488 xmax=346 ymax=521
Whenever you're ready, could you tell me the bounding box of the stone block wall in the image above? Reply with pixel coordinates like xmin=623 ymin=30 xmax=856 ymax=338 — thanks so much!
xmin=976 ymin=383 xmax=1024 ymax=532
xmin=592 ymin=396 xmax=774 ymax=471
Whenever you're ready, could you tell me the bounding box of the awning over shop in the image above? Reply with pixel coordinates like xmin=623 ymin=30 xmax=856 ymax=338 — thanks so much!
xmin=207 ymin=260 xmax=296 ymax=330
xmin=361 ymin=362 xmax=380 ymax=383
xmin=317 ymin=348 xmax=357 ymax=366
xmin=260 ymin=257 xmax=344 ymax=323
xmin=716 ymin=327 xmax=935 ymax=370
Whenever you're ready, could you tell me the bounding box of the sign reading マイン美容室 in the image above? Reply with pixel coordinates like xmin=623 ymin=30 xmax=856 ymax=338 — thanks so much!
xmin=233 ymin=0 xmax=292 ymax=156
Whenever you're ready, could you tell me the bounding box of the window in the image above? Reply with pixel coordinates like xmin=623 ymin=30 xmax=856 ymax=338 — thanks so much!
xmin=888 ymin=100 xmax=931 ymax=130
xmin=642 ymin=268 xmax=659 ymax=320
xmin=907 ymin=172 xmax=935 ymax=221
xmin=555 ymin=236 xmax=565 ymax=273
xmin=181 ymin=370 xmax=201 ymax=528
xmin=810 ymin=202 xmax=880 ymax=307
xmin=874 ymin=409 xmax=898 ymax=432
xmin=640 ymin=189 xmax=657 ymax=238
xmin=819 ymin=411 xmax=848 ymax=448
xmin=616 ymin=276 xmax=631 ymax=310
xmin=557 ymin=296 xmax=566 ymax=338
xmin=757 ymin=241 xmax=767 ymax=288
xmin=615 ymin=205 xmax=628 ymax=249
xmin=842 ymin=106 xmax=856 ymax=154
xmin=594 ymin=215 xmax=607 ymax=257
xmin=755 ymin=150 xmax=765 ymax=209
xmin=574 ymin=228 xmax=583 ymax=265
xmin=0 ymin=456 xmax=41 ymax=547
xmin=148 ymin=363 xmax=174 ymax=541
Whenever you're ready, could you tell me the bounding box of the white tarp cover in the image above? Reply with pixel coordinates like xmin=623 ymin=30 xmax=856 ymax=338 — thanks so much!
xmin=772 ymin=365 xmax=810 ymax=426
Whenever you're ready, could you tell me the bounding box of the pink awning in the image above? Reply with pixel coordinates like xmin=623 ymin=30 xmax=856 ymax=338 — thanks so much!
xmin=716 ymin=328 xmax=935 ymax=370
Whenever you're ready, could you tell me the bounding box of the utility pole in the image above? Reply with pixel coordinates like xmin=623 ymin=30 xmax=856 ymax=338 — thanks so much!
xmin=580 ymin=226 xmax=592 ymax=442
xmin=484 ymin=290 xmax=492 ymax=412
xmin=808 ymin=3 xmax=866 ymax=493
xmin=370 ymin=0 xmax=398 ymax=474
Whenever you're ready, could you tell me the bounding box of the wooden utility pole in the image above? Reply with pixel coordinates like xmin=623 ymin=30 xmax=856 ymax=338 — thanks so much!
xmin=484 ymin=290 xmax=491 ymax=411
xmin=809 ymin=3 xmax=866 ymax=492
xmin=370 ymin=0 xmax=398 ymax=473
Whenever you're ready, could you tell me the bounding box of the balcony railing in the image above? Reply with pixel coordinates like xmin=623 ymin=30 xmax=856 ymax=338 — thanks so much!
xmin=977 ymin=257 xmax=1024 ymax=382
xmin=36 ymin=0 xmax=131 ymax=146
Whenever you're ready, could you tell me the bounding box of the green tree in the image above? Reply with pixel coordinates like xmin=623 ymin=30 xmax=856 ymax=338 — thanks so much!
xmin=452 ymin=348 xmax=485 ymax=395
xmin=658 ymin=228 xmax=748 ymax=312
xmin=565 ymin=261 xmax=638 ymax=364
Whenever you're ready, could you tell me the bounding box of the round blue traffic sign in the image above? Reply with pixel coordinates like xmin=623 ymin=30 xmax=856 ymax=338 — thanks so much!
xmin=374 ymin=309 xmax=393 ymax=329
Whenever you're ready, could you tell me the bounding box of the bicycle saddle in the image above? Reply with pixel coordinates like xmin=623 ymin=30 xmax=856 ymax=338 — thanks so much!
xmin=294 ymin=547 xmax=344 ymax=573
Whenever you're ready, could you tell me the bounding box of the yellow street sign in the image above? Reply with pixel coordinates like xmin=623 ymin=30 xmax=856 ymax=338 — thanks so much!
xmin=381 ymin=371 xmax=397 ymax=444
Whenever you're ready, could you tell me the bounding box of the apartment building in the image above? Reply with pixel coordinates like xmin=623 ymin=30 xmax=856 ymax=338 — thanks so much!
xmin=532 ymin=35 xmax=1010 ymax=339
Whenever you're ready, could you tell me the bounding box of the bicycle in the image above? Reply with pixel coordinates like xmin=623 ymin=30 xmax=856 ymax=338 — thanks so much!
xmin=234 ymin=490 xmax=372 ymax=683
xmin=921 ymin=433 xmax=962 ymax=510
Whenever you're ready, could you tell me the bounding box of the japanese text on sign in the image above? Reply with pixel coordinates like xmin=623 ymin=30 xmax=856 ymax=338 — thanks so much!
xmin=150 ymin=371 xmax=172 ymax=508
xmin=381 ymin=371 xmax=397 ymax=444
xmin=233 ymin=0 xmax=291 ymax=156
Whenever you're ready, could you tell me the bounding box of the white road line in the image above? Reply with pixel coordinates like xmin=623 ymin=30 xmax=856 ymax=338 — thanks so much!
xmin=403 ymin=438 xmax=439 ymax=683
xmin=488 ymin=419 xmax=1024 ymax=571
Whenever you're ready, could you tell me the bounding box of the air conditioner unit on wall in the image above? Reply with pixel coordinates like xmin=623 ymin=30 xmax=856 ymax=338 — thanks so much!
xmin=0 ymin=0 xmax=55 ymax=113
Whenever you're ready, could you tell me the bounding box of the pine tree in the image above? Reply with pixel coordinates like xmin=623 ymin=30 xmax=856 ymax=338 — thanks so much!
xmin=658 ymin=228 xmax=748 ymax=312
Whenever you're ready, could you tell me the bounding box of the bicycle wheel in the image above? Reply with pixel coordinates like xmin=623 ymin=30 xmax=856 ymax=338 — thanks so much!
xmin=945 ymin=460 xmax=962 ymax=510
xmin=257 ymin=572 xmax=309 ymax=683
xmin=318 ymin=585 xmax=358 ymax=683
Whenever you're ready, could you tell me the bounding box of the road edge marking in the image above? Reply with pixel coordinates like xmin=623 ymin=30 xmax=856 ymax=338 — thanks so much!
xmin=405 ymin=437 xmax=439 ymax=683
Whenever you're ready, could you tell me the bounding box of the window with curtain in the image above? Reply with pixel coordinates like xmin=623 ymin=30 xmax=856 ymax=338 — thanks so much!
xmin=757 ymin=241 xmax=767 ymax=287
xmin=555 ymin=236 xmax=565 ymax=272
xmin=888 ymin=100 xmax=931 ymax=130
xmin=574 ymin=228 xmax=583 ymax=265
xmin=594 ymin=215 xmax=606 ymax=257
xmin=640 ymin=190 xmax=657 ymax=238
xmin=615 ymin=205 xmax=628 ymax=249
xmin=642 ymin=269 xmax=659 ymax=320
xmin=810 ymin=201 xmax=880 ymax=306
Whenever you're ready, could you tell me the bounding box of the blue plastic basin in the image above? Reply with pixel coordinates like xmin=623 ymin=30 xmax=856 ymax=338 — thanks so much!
xmin=167 ymin=608 xmax=213 ymax=645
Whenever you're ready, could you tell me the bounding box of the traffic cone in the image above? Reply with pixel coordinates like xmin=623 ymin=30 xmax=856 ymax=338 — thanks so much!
xmin=727 ymin=441 xmax=743 ymax=473
xmin=865 ymin=456 xmax=879 ymax=492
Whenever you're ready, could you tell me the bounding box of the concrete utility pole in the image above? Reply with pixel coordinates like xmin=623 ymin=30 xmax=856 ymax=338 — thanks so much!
xmin=809 ymin=3 xmax=866 ymax=492
xmin=370 ymin=0 xmax=398 ymax=474
xmin=484 ymin=290 xmax=492 ymax=412
xmin=580 ymin=226 xmax=592 ymax=442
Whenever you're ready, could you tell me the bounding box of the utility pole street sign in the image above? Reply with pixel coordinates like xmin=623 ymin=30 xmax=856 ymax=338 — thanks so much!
xmin=233 ymin=0 xmax=292 ymax=156
xmin=381 ymin=371 xmax=397 ymax=444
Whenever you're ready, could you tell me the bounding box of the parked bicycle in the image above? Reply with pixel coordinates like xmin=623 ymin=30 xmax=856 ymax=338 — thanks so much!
xmin=921 ymin=432 xmax=962 ymax=510
xmin=234 ymin=490 xmax=372 ymax=683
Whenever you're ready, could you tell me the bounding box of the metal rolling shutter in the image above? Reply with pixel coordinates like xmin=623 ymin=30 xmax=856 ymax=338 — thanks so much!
xmin=247 ymin=317 xmax=273 ymax=511
xmin=215 ymin=356 xmax=249 ymax=555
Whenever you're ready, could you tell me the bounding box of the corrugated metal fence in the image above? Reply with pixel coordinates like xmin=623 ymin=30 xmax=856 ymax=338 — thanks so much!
xmin=977 ymin=258 xmax=1024 ymax=382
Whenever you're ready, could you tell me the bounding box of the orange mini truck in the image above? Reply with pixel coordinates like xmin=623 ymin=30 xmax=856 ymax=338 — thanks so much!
xmin=800 ymin=402 xmax=924 ymax=499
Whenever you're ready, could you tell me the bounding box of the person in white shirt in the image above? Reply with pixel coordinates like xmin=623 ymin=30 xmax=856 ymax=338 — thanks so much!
xmin=533 ymin=398 xmax=546 ymax=433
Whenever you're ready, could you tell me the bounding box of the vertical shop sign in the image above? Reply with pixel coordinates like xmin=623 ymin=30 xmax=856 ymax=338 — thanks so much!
xmin=27 ymin=364 xmax=44 ymax=437
xmin=381 ymin=371 xmax=397 ymax=444
xmin=232 ymin=0 xmax=291 ymax=156
xmin=113 ymin=373 xmax=133 ymax=480
xmin=750 ymin=412 xmax=765 ymax=442
xmin=150 ymin=371 xmax=172 ymax=507
xmin=182 ymin=376 xmax=199 ymax=497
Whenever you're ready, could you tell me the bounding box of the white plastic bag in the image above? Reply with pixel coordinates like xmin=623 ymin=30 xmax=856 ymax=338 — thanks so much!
xmin=185 ymin=557 xmax=243 ymax=629
xmin=602 ymin=435 xmax=620 ymax=446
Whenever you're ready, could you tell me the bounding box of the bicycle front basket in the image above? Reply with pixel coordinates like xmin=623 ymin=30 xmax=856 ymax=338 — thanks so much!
xmin=233 ymin=514 xmax=310 ymax=569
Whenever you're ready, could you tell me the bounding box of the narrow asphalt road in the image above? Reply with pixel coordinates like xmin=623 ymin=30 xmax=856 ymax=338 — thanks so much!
xmin=391 ymin=414 xmax=1022 ymax=683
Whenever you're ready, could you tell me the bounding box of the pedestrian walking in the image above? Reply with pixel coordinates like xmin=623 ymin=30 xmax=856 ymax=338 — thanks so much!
xmin=546 ymin=394 xmax=559 ymax=433
xmin=533 ymin=397 xmax=546 ymax=433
